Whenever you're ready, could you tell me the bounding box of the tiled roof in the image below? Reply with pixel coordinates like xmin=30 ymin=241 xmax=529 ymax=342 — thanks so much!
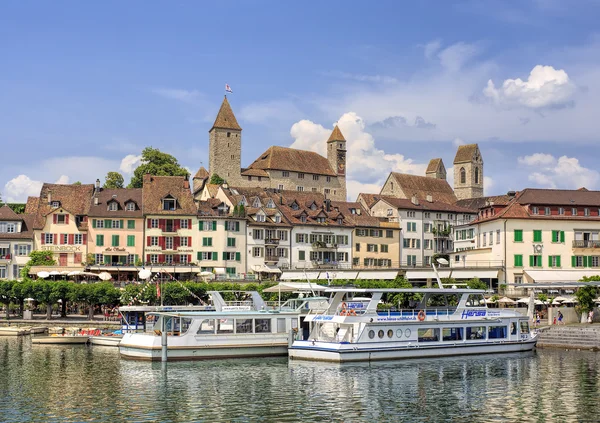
xmin=331 ymin=201 xmax=381 ymax=228
xmin=327 ymin=125 xmax=346 ymax=142
xmin=197 ymin=198 xmax=231 ymax=217
xmin=210 ymin=96 xmax=241 ymax=131
xmin=516 ymin=188 xmax=600 ymax=206
xmin=0 ymin=214 xmax=35 ymax=240
xmin=240 ymin=168 xmax=269 ymax=177
xmin=378 ymin=195 xmax=476 ymax=213
xmin=88 ymin=188 xmax=143 ymax=218
xmin=389 ymin=173 xmax=457 ymax=204
xmin=0 ymin=205 xmax=21 ymax=221
xmin=32 ymin=184 xmax=95 ymax=229
xmin=247 ymin=146 xmax=336 ymax=176
xmin=204 ymin=184 xmax=220 ymax=198
xmin=357 ymin=193 xmax=383 ymax=208
xmin=456 ymin=195 xmax=513 ymax=210
xmin=426 ymin=158 xmax=443 ymax=173
xmin=25 ymin=197 xmax=39 ymax=214
xmin=193 ymin=166 xmax=209 ymax=180
xmin=453 ymin=144 xmax=478 ymax=164
xmin=142 ymin=175 xmax=197 ymax=215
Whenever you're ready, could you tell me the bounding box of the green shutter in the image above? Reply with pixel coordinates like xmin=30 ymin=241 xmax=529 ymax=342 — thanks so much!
xmin=127 ymin=235 xmax=135 ymax=247
xmin=235 ymin=221 xmax=240 ymax=231
xmin=135 ymin=254 xmax=139 ymax=264
xmin=514 ymin=230 xmax=523 ymax=242
xmin=202 ymin=238 xmax=207 ymax=247
xmin=556 ymin=256 xmax=561 ymax=267
xmin=222 ymin=252 xmax=227 ymax=260
xmin=120 ymin=219 xmax=124 ymax=229
xmin=236 ymin=252 xmax=241 ymax=261
xmin=533 ymin=230 xmax=542 ymax=242
xmin=529 ymin=255 xmax=534 ymax=267
xmin=212 ymin=252 xmax=217 ymax=261
xmin=104 ymin=255 xmax=110 ymax=264
xmin=299 ymin=250 xmax=305 ymax=261
xmin=197 ymin=252 xmax=201 ymax=260
xmin=128 ymin=220 xmax=135 ymax=229
xmin=96 ymin=234 xmax=103 ymax=247
xmin=199 ymin=221 xmax=204 ymax=230
xmin=548 ymin=256 xmax=552 ymax=267
xmin=112 ymin=235 xmax=119 ymax=247
xmin=514 ymin=254 xmax=522 ymax=267
xmin=572 ymin=256 xmax=577 ymax=267
xmin=119 ymin=255 xmax=126 ymax=265
xmin=105 ymin=219 xmax=111 ymax=228
xmin=560 ymin=231 xmax=565 ymax=243
xmin=92 ymin=219 xmax=96 ymax=228
xmin=212 ymin=221 xmax=217 ymax=231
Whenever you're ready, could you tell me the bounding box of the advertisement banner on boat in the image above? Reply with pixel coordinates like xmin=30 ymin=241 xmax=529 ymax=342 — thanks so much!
xmin=376 ymin=316 xmax=418 ymax=322
xmin=461 ymin=310 xmax=487 ymax=319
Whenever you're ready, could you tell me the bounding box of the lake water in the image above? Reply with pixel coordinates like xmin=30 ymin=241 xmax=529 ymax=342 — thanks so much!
xmin=0 ymin=337 xmax=599 ymax=422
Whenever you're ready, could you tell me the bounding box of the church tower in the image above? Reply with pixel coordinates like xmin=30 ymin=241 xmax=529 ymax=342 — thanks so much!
xmin=327 ymin=125 xmax=347 ymax=200
xmin=425 ymin=158 xmax=446 ymax=180
xmin=208 ymin=96 xmax=242 ymax=185
xmin=453 ymin=144 xmax=484 ymax=200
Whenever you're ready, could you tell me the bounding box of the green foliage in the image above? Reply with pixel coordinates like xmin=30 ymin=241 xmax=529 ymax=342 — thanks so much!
xmin=104 ymin=171 xmax=125 ymax=189
xmin=72 ymin=181 xmax=82 ymax=185
xmin=238 ymin=204 xmax=246 ymax=217
xmin=466 ymin=278 xmax=488 ymax=290
xmin=127 ymin=147 xmax=190 ymax=188
xmin=21 ymin=251 xmax=56 ymax=279
xmin=5 ymin=204 xmax=26 ymax=214
xmin=576 ymin=276 xmax=599 ymax=313
xmin=209 ymin=173 xmax=225 ymax=185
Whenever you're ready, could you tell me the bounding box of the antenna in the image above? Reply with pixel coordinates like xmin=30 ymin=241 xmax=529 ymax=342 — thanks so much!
xmin=432 ymin=257 xmax=448 ymax=289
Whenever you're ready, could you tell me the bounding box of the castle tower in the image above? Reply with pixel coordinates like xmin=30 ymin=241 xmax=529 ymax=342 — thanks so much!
xmin=209 ymin=96 xmax=242 ymax=185
xmin=327 ymin=125 xmax=347 ymax=200
xmin=453 ymin=144 xmax=483 ymax=200
xmin=425 ymin=158 xmax=446 ymax=180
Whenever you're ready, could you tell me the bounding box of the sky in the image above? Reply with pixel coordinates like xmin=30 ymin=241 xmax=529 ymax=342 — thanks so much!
xmin=2 ymin=0 xmax=600 ymax=202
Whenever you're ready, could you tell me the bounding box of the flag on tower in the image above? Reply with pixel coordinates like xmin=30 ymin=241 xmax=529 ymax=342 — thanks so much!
xmin=225 ymin=84 xmax=233 ymax=93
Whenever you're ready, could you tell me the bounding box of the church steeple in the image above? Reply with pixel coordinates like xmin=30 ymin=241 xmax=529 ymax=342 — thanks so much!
xmin=210 ymin=96 xmax=242 ymax=131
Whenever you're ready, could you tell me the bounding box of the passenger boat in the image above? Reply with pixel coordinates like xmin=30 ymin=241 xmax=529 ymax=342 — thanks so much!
xmin=31 ymin=334 xmax=89 ymax=345
xmin=0 ymin=327 xmax=30 ymax=336
xmin=288 ymin=287 xmax=538 ymax=363
xmin=119 ymin=296 xmax=329 ymax=361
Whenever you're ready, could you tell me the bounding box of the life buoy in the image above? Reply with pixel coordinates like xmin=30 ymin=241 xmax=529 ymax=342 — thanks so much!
xmin=340 ymin=309 xmax=347 ymax=316
xmin=348 ymin=309 xmax=357 ymax=316
xmin=417 ymin=310 xmax=426 ymax=321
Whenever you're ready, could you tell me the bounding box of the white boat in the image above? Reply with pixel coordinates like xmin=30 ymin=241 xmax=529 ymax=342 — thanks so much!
xmin=31 ymin=334 xmax=89 ymax=345
xmin=289 ymin=287 xmax=538 ymax=363
xmin=0 ymin=327 xmax=31 ymax=336
xmin=28 ymin=326 xmax=49 ymax=334
xmin=119 ymin=296 xmax=330 ymax=361
xmin=89 ymin=335 xmax=123 ymax=346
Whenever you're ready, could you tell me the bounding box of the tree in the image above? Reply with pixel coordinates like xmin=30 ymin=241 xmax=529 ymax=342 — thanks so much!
xmin=0 ymin=280 xmax=14 ymax=319
xmin=21 ymin=251 xmax=56 ymax=279
xmin=30 ymin=280 xmax=55 ymax=319
xmin=576 ymin=276 xmax=600 ymax=315
xmin=209 ymin=173 xmax=225 ymax=185
xmin=127 ymin=147 xmax=189 ymax=188
xmin=104 ymin=171 xmax=124 ymax=189
xmin=466 ymin=278 xmax=488 ymax=291
xmin=73 ymin=181 xmax=82 ymax=185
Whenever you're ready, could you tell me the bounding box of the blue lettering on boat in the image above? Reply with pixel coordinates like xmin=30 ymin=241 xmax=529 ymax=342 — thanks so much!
xmin=313 ymin=315 xmax=334 ymax=321
xmin=461 ymin=310 xmax=487 ymax=319
xmin=376 ymin=316 xmax=417 ymax=322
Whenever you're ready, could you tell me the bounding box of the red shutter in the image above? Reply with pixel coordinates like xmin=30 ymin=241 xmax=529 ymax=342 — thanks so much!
xmin=188 ymin=236 xmax=192 ymax=246
xmin=53 ymin=234 xmax=57 ymax=245
xmin=188 ymin=219 xmax=192 ymax=228
xmin=53 ymin=214 xmax=57 ymax=224
xmin=147 ymin=236 xmax=151 ymax=246
xmin=59 ymin=234 xmax=63 ymax=245
xmin=159 ymin=219 xmax=166 ymax=231
xmin=174 ymin=219 xmax=181 ymax=230
xmin=82 ymin=234 xmax=87 ymax=244
xmin=159 ymin=237 xmax=165 ymax=250
xmin=68 ymin=234 xmax=74 ymax=244
xmin=146 ymin=254 xmax=150 ymax=263
xmin=159 ymin=254 xmax=165 ymax=263
xmin=41 ymin=233 xmax=45 ymax=245
xmin=188 ymin=254 xmax=192 ymax=263
xmin=65 ymin=215 xmax=69 ymax=224
xmin=147 ymin=219 xmax=152 ymax=229
xmin=174 ymin=237 xmax=181 ymax=249
xmin=173 ymin=254 xmax=180 ymax=263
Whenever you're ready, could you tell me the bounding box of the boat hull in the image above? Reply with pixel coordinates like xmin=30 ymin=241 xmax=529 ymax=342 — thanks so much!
xmin=119 ymin=344 xmax=288 ymax=361
xmin=289 ymin=338 xmax=538 ymax=363
xmin=31 ymin=335 xmax=89 ymax=345
xmin=89 ymin=336 xmax=123 ymax=347
xmin=0 ymin=327 xmax=30 ymax=336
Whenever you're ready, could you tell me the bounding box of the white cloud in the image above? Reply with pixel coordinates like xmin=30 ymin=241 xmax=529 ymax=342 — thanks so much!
xmin=150 ymin=88 xmax=202 ymax=103
xmin=290 ymin=112 xmax=426 ymax=200
xmin=55 ymin=175 xmax=70 ymax=184
xmin=452 ymin=138 xmax=465 ymax=147
xmin=484 ymin=176 xmax=494 ymax=195
xmin=423 ymin=39 xmax=442 ymax=60
xmin=437 ymin=42 xmax=480 ymax=72
xmin=3 ymin=175 xmax=44 ymax=203
xmin=518 ymin=153 xmax=599 ymax=189
xmin=483 ymin=65 xmax=576 ymax=109
xmin=120 ymin=154 xmax=142 ymax=174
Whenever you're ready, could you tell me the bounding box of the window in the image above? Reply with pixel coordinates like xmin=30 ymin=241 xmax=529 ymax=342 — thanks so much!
xmin=443 ymin=328 xmax=463 ymax=341
xmin=151 ymin=219 xmax=159 ymax=229
xmin=367 ymin=244 xmax=378 ymax=252
xmin=95 ymin=254 xmax=103 ymax=264
xmin=256 ymin=214 xmax=265 ymax=222
xmin=165 ymin=237 xmax=173 ymax=249
xmin=418 ymin=328 xmax=440 ymax=342
xmin=108 ymin=202 xmax=118 ymax=211
xmin=150 ymin=254 xmax=159 ymax=264
xmin=74 ymin=234 xmax=82 ymax=245
xmin=572 ymin=207 xmax=578 ymax=216
xmin=474 ymin=167 xmax=480 ymax=184
xmin=424 ymin=223 xmax=432 ymax=233
xmin=549 ymin=255 xmax=561 ymax=268
xmin=573 ymin=256 xmax=586 ymax=267
xmin=488 ymin=326 xmax=507 ymax=339
xmin=274 ymin=215 xmax=281 ymax=223
xmin=180 ymin=237 xmax=188 ymax=247
xmin=296 ymin=233 xmax=307 ymax=243
xmin=380 ymin=244 xmax=388 ymax=253
xmin=370 ymin=229 xmax=382 ymax=237
xmin=253 ymin=229 xmax=263 ymax=240
xmin=466 ymin=326 xmax=486 ymax=340
xmin=51 ymin=201 xmax=60 ymax=208
xmin=296 ymin=186 xmax=304 ymax=192
xmin=112 ymin=220 xmax=121 ymax=229
xmin=225 ymin=221 xmax=240 ymax=231
xmin=559 ymin=207 xmax=565 ymax=215
xmin=514 ymin=254 xmax=523 ymax=267
xmin=126 ymin=202 xmax=135 ymax=211
xmin=202 ymin=237 xmax=212 ymax=247
xmin=585 ymin=208 xmax=590 ymax=216
xmin=162 ymin=198 xmax=176 ymax=211
xmin=529 ymin=255 xmax=542 ymax=267
xmin=514 ymin=230 xmax=523 ymax=242
xmin=407 ymin=211 xmax=416 ymax=218
xmin=407 ymin=222 xmax=417 ymax=232
xmin=386 ymin=230 xmax=393 ymax=238
xmin=436 ymin=213 xmax=442 ymax=219
xmin=127 ymin=220 xmax=135 ymax=229
xmin=514 ymin=275 xmax=523 ymax=284
xmin=483 ymin=233 xmax=486 ymax=246
xmin=96 ymin=234 xmax=104 ymax=247
xmin=227 ymin=237 xmax=236 ymax=247
xmin=297 ymin=173 xmax=304 ymax=179
xmin=180 ymin=219 xmax=189 ymax=229
xmin=282 ymin=171 xmax=289 ymax=177
xmin=424 ymin=212 xmax=430 ymax=219
xmin=496 ymin=230 xmax=501 ymax=244
xmin=533 ymin=230 xmax=542 ymax=242
xmin=544 ymin=207 xmax=551 ymax=215
xmin=424 ymin=239 xmax=432 ymax=250
xmin=198 ymin=252 xmax=213 ymax=261
xmin=590 ymin=256 xmax=600 ymax=268
xmin=298 ymin=250 xmax=305 ymax=261
xmin=313 ymin=175 xmax=319 ymax=181
xmin=552 ymin=230 xmax=564 ymax=243
xmin=300 ymin=216 xmax=307 ymax=223
xmin=164 ymin=255 xmax=173 ymax=264
xmin=253 ymin=247 xmax=263 ymax=257
xmin=278 ymin=184 xmax=284 ymax=190
xmin=460 ymin=167 xmax=466 ymax=184
xmin=489 ymin=231 xmax=493 ymax=245
xmin=407 ymin=255 xmax=417 ymax=266
xmin=127 ymin=235 xmax=135 ymax=247
xmin=224 ymin=252 xmax=236 ymax=260
xmin=150 ymin=236 xmax=159 ymax=247
xmin=56 ymin=214 xmax=66 ymax=224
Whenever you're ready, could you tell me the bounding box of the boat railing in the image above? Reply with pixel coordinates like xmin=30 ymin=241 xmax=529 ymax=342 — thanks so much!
xmin=334 ymin=307 xmax=459 ymax=318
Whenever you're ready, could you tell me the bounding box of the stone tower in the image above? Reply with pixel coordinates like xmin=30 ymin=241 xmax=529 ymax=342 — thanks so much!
xmin=425 ymin=158 xmax=446 ymax=180
xmin=209 ymin=96 xmax=242 ymax=185
xmin=453 ymin=144 xmax=483 ymax=200
xmin=326 ymin=125 xmax=347 ymax=200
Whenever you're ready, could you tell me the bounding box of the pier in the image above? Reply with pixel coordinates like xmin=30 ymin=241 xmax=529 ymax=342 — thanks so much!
xmin=536 ymin=325 xmax=600 ymax=351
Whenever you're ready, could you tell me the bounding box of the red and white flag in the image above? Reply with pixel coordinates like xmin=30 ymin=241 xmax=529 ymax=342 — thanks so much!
xmin=225 ymin=84 xmax=233 ymax=93
xmin=156 ymin=281 xmax=161 ymax=299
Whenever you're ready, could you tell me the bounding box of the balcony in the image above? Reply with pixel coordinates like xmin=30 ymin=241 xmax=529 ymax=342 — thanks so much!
xmin=311 ymin=241 xmax=338 ymax=249
xmin=265 ymin=255 xmax=279 ymax=263
xmin=572 ymin=240 xmax=600 ymax=248
xmin=0 ymin=254 xmax=11 ymax=262
xmin=265 ymin=238 xmax=280 ymax=246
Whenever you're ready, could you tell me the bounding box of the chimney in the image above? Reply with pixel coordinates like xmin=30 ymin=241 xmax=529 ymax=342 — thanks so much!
xmin=94 ymin=197 xmax=98 ymax=206
xmin=325 ymin=199 xmax=331 ymax=212
xmin=143 ymin=173 xmax=152 ymax=185
xmin=95 ymin=178 xmax=100 ymax=191
xmin=507 ymin=191 xmax=516 ymax=198
xmin=426 ymin=194 xmax=433 ymax=203
xmin=411 ymin=195 xmax=419 ymax=206
xmin=279 ymin=194 xmax=283 ymax=205
xmin=47 ymin=191 xmax=52 ymax=205
xmin=183 ymin=180 xmax=190 ymax=189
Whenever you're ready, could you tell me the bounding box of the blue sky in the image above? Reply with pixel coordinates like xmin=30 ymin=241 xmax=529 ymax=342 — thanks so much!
xmin=2 ymin=0 xmax=600 ymax=202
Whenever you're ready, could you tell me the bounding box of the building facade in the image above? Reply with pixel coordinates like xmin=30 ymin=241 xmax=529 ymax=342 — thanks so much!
xmin=0 ymin=205 xmax=34 ymax=279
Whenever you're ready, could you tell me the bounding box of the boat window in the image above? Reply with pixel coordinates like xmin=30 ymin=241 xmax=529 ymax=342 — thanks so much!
xmin=510 ymin=322 xmax=517 ymax=335
xmin=466 ymin=326 xmax=486 ymax=340
xmin=368 ymin=330 xmax=375 ymax=339
xmin=520 ymin=321 xmax=530 ymax=334
xmin=387 ymin=329 xmax=393 ymax=339
xmin=446 ymin=294 xmax=460 ymax=307
xmin=197 ymin=319 xmax=215 ymax=335
xmin=378 ymin=330 xmax=384 ymax=339
xmin=442 ymin=327 xmax=463 ymax=341
xmin=236 ymin=319 xmax=253 ymax=334
xmin=217 ymin=319 xmax=234 ymax=334
xmin=277 ymin=318 xmax=287 ymax=333
xmin=180 ymin=318 xmax=193 ymax=334
xmin=418 ymin=328 xmax=440 ymax=342
xmin=255 ymin=319 xmax=271 ymax=333
xmin=396 ymin=329 xmax=403 ymax=338
xmin=405 ymin=328 xmax=411 ymax=338
xmin=465 ymin=294 xmax=485 ymax=307
xmin=488 ymin=326 xmax=507 ymax=339
xmin=426 ymin=294 xmax=447 ymax=307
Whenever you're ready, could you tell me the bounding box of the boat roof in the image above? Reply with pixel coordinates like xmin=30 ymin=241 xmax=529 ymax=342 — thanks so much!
xmin=325 ymin=288 xmax=486 ymax=294
xmin=149 ymin=310 xmax=299 ymax=317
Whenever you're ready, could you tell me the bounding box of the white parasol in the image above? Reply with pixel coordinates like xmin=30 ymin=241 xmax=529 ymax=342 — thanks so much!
xmin=497 ymin=297 xmax=516 ymax=304
xmin=68 ymin=271 xmax=82 ymax=277
xmin=98 ymin=272 xmax=112 ymax=281
xmin=37 ymin=271 xmax=50 ymax=279
xmin=138 ymin=269 xmax=152 ymax=280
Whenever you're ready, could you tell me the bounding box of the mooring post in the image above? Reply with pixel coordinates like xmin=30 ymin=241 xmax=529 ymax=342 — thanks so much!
xmin=161 ymin=316 xmax=168 ymax=362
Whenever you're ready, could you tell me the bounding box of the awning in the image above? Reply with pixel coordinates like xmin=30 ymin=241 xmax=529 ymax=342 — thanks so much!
xmin=102 ymin=251 xmax=129 ymax=256
xmin=317 ymin=270 xmax=358 ymax=280
xmin=355 ymin=270 xmax=399 ymax=280
xmin=452 ymin=269 xmax=499 ymax=279
xmin=524 ymin=270 xmax=600 ymax=283
xmin=0 ymin=243 xmax=10 ymax=249
xmin=280 ymin=271 xmax=320 ymax=280
xmin=263 ymin=282 xmax=327 ymax=293
xmin=261 ymin=265 xmax=282 ymax=274
xmin=29 ymin=266 xmax=82 ymax=274
xmin=405 ymin=270 xmax=452 ymax=280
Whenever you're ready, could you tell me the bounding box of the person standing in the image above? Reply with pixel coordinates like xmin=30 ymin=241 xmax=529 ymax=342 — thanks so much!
xmin=557 ymin=311 xmax=564 ymax=325
xmin=588 ymin=310 xmax=594 ymax=324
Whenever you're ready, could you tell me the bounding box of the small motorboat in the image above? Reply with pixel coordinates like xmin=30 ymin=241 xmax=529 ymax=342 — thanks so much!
xmin=28 ymin=326 xmax=49 ymax=334
xmin=0 ymin=327 xmax=31 ymax=336
xmin=31 ymin=334 xmax=89 ymax=345
xmin=89 ymin=334 xmax=123 ymax=347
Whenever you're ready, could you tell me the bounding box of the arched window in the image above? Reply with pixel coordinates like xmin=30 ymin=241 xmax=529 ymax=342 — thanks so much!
xmin=475 ymin=167 xmax=480 ymax=184
xmin=460 ymin=167 xmax=466 ymax=184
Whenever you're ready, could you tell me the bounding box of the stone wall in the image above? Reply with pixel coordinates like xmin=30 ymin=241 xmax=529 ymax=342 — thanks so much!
xmin=453 ymin=162 xmax=483 ymax=200
xmin=209 ymin=128 xmax=242 ymax=186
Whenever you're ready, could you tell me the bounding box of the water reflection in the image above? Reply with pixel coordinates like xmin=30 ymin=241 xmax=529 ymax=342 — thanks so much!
xmin=0 ymin=337 xmax=598 ymax=422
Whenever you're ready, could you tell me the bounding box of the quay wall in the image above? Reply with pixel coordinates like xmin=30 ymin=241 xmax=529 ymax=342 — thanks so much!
xmin=537 ymin=326 xmax=600 ymax=351
xmin=0 ymin=320 xmax=121 ymax=330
